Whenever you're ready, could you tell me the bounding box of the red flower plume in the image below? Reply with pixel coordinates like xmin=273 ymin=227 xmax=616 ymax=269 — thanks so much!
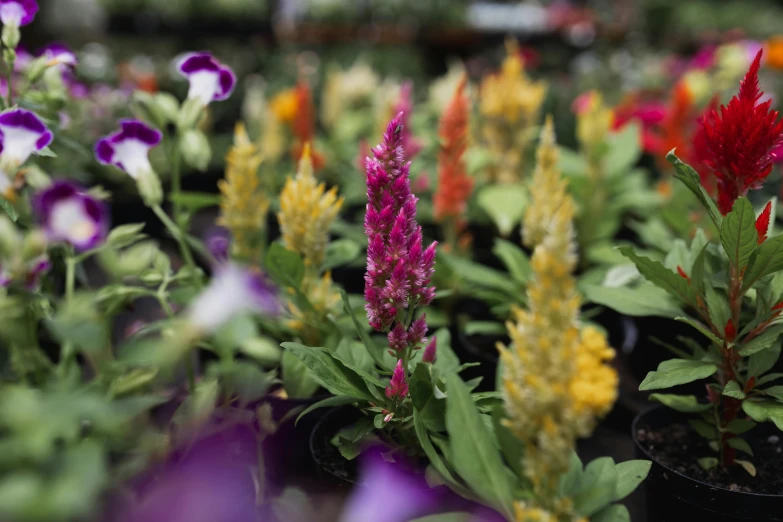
xmin=699 ymin=50 xmax=783 ymax=215
xmin=291 ymin=80 xmax=325 ymax=170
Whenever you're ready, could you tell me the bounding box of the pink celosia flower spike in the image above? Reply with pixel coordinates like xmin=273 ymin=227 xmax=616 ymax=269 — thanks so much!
xmin=364 ymin=113 xmax=437 ymax=355
xmin=385 ymin=360 xmax=409 ymax=400
xmin=700 ymin=50 xmax=783 ymax=214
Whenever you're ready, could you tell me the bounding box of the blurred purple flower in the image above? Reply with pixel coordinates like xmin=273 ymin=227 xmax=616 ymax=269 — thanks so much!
xmin=0 ymin=108 xmax=53 ymax=165
xmin=204 ymin=226 xmax=231 ymax=264
xmin=33 ymin=180 xmax=108 ymax=251
xmin=39 ymin=42 xmax=77 ymax=68
xmin=95 ymin=119 xmax=162 ymax=179
xmin=0 ymin=0 xmax=37 ymax=27
xmin=177 ymin=52 xmax=236 ymax=105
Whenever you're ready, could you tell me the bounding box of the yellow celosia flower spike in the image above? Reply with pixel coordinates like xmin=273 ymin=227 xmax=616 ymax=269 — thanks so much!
xmin=218 ymin=123 xmax=270 ymax=263
xmin=278 ymin=144 xmax=344 ymax=268
xmin=480 ymin=39 xmax=547 ymax=183
xmin=500 ymin=117 xmax=618 ymax=518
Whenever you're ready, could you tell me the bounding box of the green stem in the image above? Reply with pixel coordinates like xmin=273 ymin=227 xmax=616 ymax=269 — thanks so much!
xmin=151 ymin=203 xmax=198 ymax=281
xmin=156 ymin=291 xmax=194 ymax=392
xmin=59 ymin=256 xmax=76 ymax=370
xmin=171 ymin=137 xmax=183 ymax=226
xmin=5 ymin=53 xmax=12 ymax=108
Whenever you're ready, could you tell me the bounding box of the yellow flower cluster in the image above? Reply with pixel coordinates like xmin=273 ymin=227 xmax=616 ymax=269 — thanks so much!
xmin=286 ymin=271 xmax=342 ymax=343
xmin=480 ymin=39 xmax=547 ymax=183
xmin=278 ymin=144 xmax=344 ymax=268
xmin=500 ymin=118 xmax=618 ymax=511
xmin=218 ymin=123 xmax=269 ymax=263
xmin=514 ymin=500 xmax=588 ymax=522
xmin=321 ymin=62 xmax=379 ymax=130
xmin=575 ymin=91 xmax=613 ymax=159
xmin=269 ymin=88 xmax=299 ymax=124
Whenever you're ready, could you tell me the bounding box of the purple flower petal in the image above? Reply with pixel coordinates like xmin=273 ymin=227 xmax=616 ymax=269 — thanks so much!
xmin=0 ymin=109 xmax=52 ymax=166
xmin=33 ymin=180 xmax=109 ymax=252
xmin=177 ymin=51 xmax=236 ymax=104
xmin=0 ymin=0 xmax=38 ymax=27
xmin=95 ymin=119 xmax=161 ymax=179
xmin=39 ymin=42 xmax=78 ymax=67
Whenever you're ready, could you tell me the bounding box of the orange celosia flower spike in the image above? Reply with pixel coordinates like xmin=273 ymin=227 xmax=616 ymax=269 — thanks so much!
xmin=434 ymin=76 xmax=473 ymax=225
xmin=291 ymin=80 xmax=325 ymax=170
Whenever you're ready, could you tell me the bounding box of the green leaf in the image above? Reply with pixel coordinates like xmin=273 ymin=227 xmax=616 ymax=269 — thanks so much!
xmin=432 ymin=328 xmax=460 ymax=375
xmin=739 ymin=325 xmax=783 ymax=356
xmin=689 ymin=419 xmax=717 ymax=440
xmin=476 ymin=183 xmax=528 ymax=237
xmin=675 ymin=317 xmax=722 ymax=346
xmin=742 ymin=400 xmax=783 ymax=430
xmin=762 ymin=386 xmax=783 ymax=401
xmin=705 ymin=285 xmax=730 ymax=332
xmin=649 ymin=394 xmax=711 ymax=413
xmin=492 ymin=404 xmax=524 ymax=479
xmin=722 ymin=380 xmax=746 ymax=400
xmin=413 ymin=409 xmax=471 ymax=497
xmin=440 ymin=252 xmax=516 ymax=294
xmin=698 ymin=457 xmax=719 ymax=470
xmin=106 ymin=223 xmax=146 ymax=248
xmin=323 ymin=238 xmax=361 ymax=271
xmin=265 ymin=243 xmax=304 ymax=289
xmin=720 ymin=197 xmax=757 ymax=270
xmin=756 ymin=372 xmax=783 ymax=387
xmin=492 ymin=238 xmax=531 ymax=283
xmin=173 ymin=379 xmax=218 ymax=429
xmin=605 ymin=122 xmax=641 ymax=177
xmin=728 ymin=437 xmax=754 ymax=456
xmin=282 ymin=349 xmax=321 ymax=398
xmin=639 ymin=359 xmax=718 ymax=391
xmin=339 ymin=289 xmax=385 ymax=367
xmin=295 ymin=396 xmax=362 ymax=425
xmin=46 ymin=295 xmax=109 ymax=355
xmin=281 ymin=342 xmax=375 ymax=401
xmin=571 ymin=457 xmax=619 ymax=517
xmin=667 ymin=151 xmax=722 ymax=230
xmin=617 ymin=247 xmax=696 ymax=306
xmin=742 ymin=235 xmax=783 ymax=292
xmin=36 ymin=146 xmax=57 ymax=157
xmin=613 ymin=460 xmax=651 ymax=501
xmin=464 ymin=321 xmax=507 ymax=336
xmin=239 ymin=336 xmax=282 ymax=366
xmin=169 ymin=191 xmax=221 ymax=211
xmin=446 ymin=374 xmax=514 ymax=517
xmin=592 ymin=505 xmax=630 ymax=522
xmin=410 ymin=363 xmax=434 ymax=411
xmin=690 ymin=245 xmax=709 ymax=296
xmin=582 ymin=284 xmax=682 ymax=318
xmin=736 ymin=459 xmax=757 ymax=476
xmin=559 ymin=452 xmax=584 ymax=496
xmin=108 ymin=367 xmax=158 ymax=397
xmin=726 ymin=419 xmax=757 ymax=435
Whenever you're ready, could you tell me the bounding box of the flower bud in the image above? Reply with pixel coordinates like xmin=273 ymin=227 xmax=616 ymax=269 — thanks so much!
xmin=153 ymin=92 xmax=180 ymax=124
xmin=25 ymin=56 xmax=48 ymax=84
xmin=180 ymin=129 xmax=212 ymax=171
xmin=137 ymin=169 xmax=163 ymax=207
xmin=2 ymin=25 xmax=19 ymax=50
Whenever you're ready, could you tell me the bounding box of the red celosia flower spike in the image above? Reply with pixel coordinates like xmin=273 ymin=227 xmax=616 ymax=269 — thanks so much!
xmin=291 ymin=80 xmax=325 ymax=170
xmin=756 ymin=201 xmax=773 ymax=244
xmin=434 ymin=76 xmax=474 ymax=225
xmin=700 ymin=50 xmax=783 ymax=215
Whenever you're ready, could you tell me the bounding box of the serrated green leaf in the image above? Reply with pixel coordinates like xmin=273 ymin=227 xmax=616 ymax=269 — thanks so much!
xmin=739 ymin=324 xmax=783 ymax=356
xmin=281 ymin=342 xmax=375 ymax=401
xmin=617 ymin=247 xmax=696 ymax=306
xmin=705 ymin=285 xmax=730 ymax=333
xmin=649 ymin=394 xmax=711 ymax=412
xmin=690 ymin=245 xmax=709 ymax=295
xmin=728 ymin=437 xmax=754 ymax=456
xmin=639 ymin=359 xmax=718 ymax=391
xmin=721 ymin=197 xmax=757 ymax=270
xmin=667 ymin=151 xmax=722 ymax=230
xmin=675 ymin=317 xmax=722 ymax=346
xmin=742 ymin=235 xmax=783 ymax=292
xmin=613 ymin=460 xmax=651 ymax=501
xmin=722 ymin=380 xmax=746 ymax=399
xmin=282 ymin=349 xmax=321 ymax=398
xmin=446 ymin=374 xmax=514 ymax=518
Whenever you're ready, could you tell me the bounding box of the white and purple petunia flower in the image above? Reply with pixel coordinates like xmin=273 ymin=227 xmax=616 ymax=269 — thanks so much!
xmin=95 ymin=119 xmax=162 ymax=179
xmin=177 ymin=52 xmax=236 ymax=105
xmin=0 ymin=108 xmax=52 ymax=170
xmin=188 ymin=263 xmax=279 ymax=333
xmin=33 ymin=181 xmax=108 ymax=252
xmin=0 ymin=0 xmax=37 ymax=27
xmin=39 ymin=43 xmax=77 ymax=68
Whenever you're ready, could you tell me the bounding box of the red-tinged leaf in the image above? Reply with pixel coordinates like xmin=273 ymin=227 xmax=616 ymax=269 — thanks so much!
xmin=745 ymin=376 xmax=756 ymax=393
xmin=677 ymin=265 xmax=690 ymax=282
xmin=756 ymin=201 xmax=772 ymax=244
xmin=725 ymin=319 xmax=737 ymax=342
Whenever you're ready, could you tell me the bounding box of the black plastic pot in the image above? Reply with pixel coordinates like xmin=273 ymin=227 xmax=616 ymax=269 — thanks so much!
xmin=633 ymin=406 xmax=783 ymax=521
xmin=309 ymin=405 xmax=363 ymax=489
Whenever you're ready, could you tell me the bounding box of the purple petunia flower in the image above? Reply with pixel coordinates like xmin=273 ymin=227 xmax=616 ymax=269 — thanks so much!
xmin=0 ymin=108 xmax=53 ymax=167
xmin=0 ymin=0 xmax=37 ymax=27
xmin=33 ymin=181 xmax=108 ymax=252
xmin=177 ymin=52 xmax=236 ymax=106
xmin=204 ymin=226 xmax=231 ymax=264
xmin=187 ymin=263 xmax=280 ymax=332
xmin=95 ymin=119 xmax=162 ymax=179
xmin=39 ymin=42 xmax=77 ymax=68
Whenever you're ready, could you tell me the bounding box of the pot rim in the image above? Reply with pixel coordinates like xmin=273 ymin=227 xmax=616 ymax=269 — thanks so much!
xmin=632 ymin=404 xmax=783 ymax=499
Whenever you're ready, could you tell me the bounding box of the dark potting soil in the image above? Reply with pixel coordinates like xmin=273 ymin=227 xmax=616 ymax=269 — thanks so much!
xmin=637 ymin=422 xmax=783 ymax=494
